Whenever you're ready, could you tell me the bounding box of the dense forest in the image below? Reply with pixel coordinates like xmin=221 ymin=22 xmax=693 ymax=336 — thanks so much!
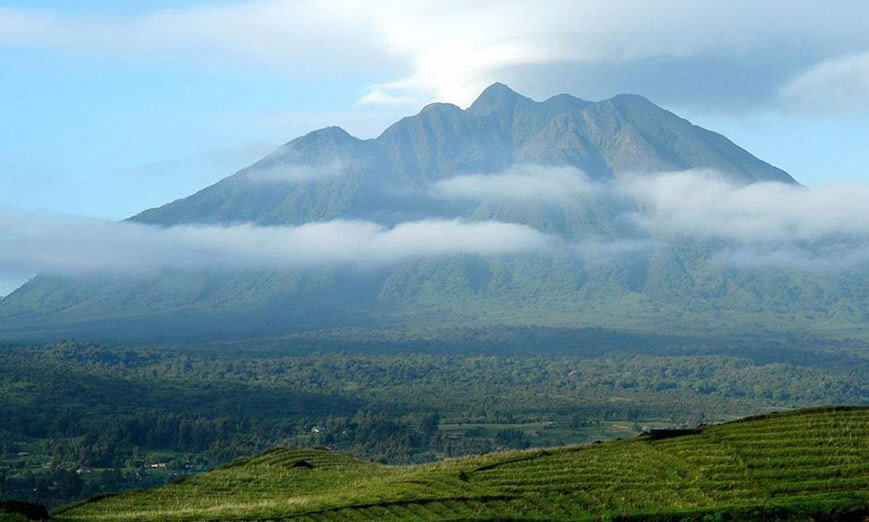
xmin=1 ymin=327 xmax=868 ymax=507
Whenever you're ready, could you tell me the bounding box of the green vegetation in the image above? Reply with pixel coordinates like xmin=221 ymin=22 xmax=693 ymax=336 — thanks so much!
xmin=53 ymin=407 xmax=869 ymax=521
xmin=1 ymin=330 xmax=867 ymax=509
xmin=2 ymin=83 xmax=867 ymax=521
xmin=3 ymin=85 xmax=864 ymax=344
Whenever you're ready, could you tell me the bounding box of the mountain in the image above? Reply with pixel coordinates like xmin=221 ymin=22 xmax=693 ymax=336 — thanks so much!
xmin=52 ymin=406 xmax=869 ymax=521
xmin=3 ymin=83 xmax=865 ymax=342
xmin=131 ymin=82 xmax=792 ymax=228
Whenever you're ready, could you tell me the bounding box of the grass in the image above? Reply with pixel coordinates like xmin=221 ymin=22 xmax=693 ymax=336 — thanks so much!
xmin=52 ymin=406 xmax=869 ymax=521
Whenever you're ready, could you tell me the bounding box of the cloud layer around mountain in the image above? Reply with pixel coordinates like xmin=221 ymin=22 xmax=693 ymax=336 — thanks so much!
xmin=433 ymin=165 xmax=596 ymax=203
xmin=3 ymin=168 xmax=869 ymax=295
xmin=245 ymin=159 xmax=347 ymax=184
xmin=622 ymin=171 xmax=869 ymax=242
xmin=434 ymin=167 xmax=869 ymax=244
xmin=431 ymin=167 xmax=869 ymax=270
xmin=623 ymin=171 xmax=869 ymax=271
xmin=0 ymin=214 xmax=552 ymax=282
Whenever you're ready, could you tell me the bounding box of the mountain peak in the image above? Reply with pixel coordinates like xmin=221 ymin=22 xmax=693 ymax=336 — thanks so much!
xmin=480 ymin=81 xmax=519 ymax=96
xmin=304 ymin=126 xmax=354 ymax=140
xmin=467 ymin=82 xmax=529 ymax=114
xmin=611 ymin=92 xmax=653 ymax=102
xmin=285 ymin=125 xmax=359 ymax=149
xmin=419 ymin=102 xmax=463 ymax=115
xmin=607 ymin=93 xmax=659 ymax=110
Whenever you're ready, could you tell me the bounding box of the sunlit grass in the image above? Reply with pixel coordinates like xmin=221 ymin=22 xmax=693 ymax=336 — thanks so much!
xmin=53 ymin=406 xmax=869 ymax=521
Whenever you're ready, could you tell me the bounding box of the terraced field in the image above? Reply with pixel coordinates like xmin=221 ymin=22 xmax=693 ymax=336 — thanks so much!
xmin=53 ymin=407 xmax=868 ymax=521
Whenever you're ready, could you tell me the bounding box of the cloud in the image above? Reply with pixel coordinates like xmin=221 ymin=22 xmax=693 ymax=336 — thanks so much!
xmin=435 ymin=166 xmax=869 ymax=270
xmin=0 ymin=2 xmax=384 ymax=69
xmin=357 ymin=89 xmax=418 ymax=106
xmin=0 ymin=212 xmax=553 ymax=280
xmin=780 ymin=50 xmax=869 ymax=113
xmin=245 ymin=159 xmax=347 ymax=184
xmin=3 ymin=2 xmax=869 ymax=111
xmin=366 ymin=1 xmax=869 ymax=108
xmin=622 ymin=171 xmax=869 ymax=242
xmin=436 ymin=166 xmax=869 ymax=244
xmin=3 ymin=169 xmax=869 ymax=281
xmin=618 ymin=170 xmax=869 ymax=270
xmin=433 ymin=165 xmax=596 ymax=203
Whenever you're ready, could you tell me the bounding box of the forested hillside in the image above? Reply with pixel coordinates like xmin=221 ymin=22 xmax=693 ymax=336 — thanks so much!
xmin=2 ymin=330 xmax=867 ymax=508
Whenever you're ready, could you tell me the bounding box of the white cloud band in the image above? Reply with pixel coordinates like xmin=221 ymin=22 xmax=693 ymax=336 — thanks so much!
xmin=433 ymin=165 xmax=595 ymax=203
xmin=4 ymin=168 xmax=869 ymax=289
xmin=0 ymin=214 xmax=553 ymax=280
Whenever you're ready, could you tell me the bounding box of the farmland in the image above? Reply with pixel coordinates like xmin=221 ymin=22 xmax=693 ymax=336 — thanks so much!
xmin=52 ymin=406 xmax=869 ymax=521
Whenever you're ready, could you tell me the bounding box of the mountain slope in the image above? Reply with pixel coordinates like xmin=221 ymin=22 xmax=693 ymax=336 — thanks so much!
xmin=131 ymin=82 xmax=793 ymax=228
xmin=5 ymin=84 xmax=861 ymax=342
xmin=53 ymin=406 xmax=869 ymax=521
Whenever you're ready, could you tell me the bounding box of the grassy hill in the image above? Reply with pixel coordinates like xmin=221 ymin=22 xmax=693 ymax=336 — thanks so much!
xmin=51 ymin=407 xmax=868 ymax=521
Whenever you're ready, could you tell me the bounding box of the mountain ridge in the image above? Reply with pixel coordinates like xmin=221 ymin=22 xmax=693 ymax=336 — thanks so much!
xmin=130 ymin=83 xmax=793 ymax=227
xmin=6 ymin=83 xmax=860 ymax=343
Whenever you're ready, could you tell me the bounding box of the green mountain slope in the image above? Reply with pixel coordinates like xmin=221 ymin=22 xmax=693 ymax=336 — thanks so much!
xmin=130 ymin=83 xmax=793 ymax=228
xmin=53 ymin=407 xmax=869 ymax=521
xmin=6 ymin=84 xmax=866 ymax=342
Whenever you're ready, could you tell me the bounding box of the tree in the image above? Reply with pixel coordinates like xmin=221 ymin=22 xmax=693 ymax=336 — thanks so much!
xmin=420 ymin=412 xmax=440 ymax=435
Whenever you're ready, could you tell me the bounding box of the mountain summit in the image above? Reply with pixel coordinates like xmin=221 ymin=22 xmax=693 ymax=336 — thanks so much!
xmin=3 ymin=83 xmax=832 ymax=342
xmin=466 ymin=81 xmax=533 ymax=114
xmin=131 ymin=83 xmax=793 ymax=227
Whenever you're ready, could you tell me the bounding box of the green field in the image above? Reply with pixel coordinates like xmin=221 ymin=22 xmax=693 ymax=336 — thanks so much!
xmin=50 ymin=406 xmax=868 ymax=521
xmin=5 ymin=336 xmax=866 ymax=509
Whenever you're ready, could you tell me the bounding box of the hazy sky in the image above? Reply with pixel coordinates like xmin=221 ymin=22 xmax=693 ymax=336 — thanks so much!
xmin=2 ymin=0 xmax=869 ymax=221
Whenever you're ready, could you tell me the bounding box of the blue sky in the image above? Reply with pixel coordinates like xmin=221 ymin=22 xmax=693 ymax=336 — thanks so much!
xmin=0 ymin=46 xmax=363 ymax=218
xmin=3 ymin=1 xmax=869 ymax=221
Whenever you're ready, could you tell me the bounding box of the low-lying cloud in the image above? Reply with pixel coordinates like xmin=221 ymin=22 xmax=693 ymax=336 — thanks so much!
xmin=433 ymin=166 xmax=869 ymax=270
xmin=621 ymin=171 xmax=869 ymax=271
xmin=780 ymin=50 xmax=869 ymax=113
xmin=0 ymin=213 xmax=553 ymax=282
xmin=3 ymin=168 xmax=869 ymax=287
xmin=245 ymin=159 xmax=347 ymax=183
xmin=433 ymin=165 xmax=595 ymax=203
xmin=623 ymin=171 xmax=869 ymax=243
